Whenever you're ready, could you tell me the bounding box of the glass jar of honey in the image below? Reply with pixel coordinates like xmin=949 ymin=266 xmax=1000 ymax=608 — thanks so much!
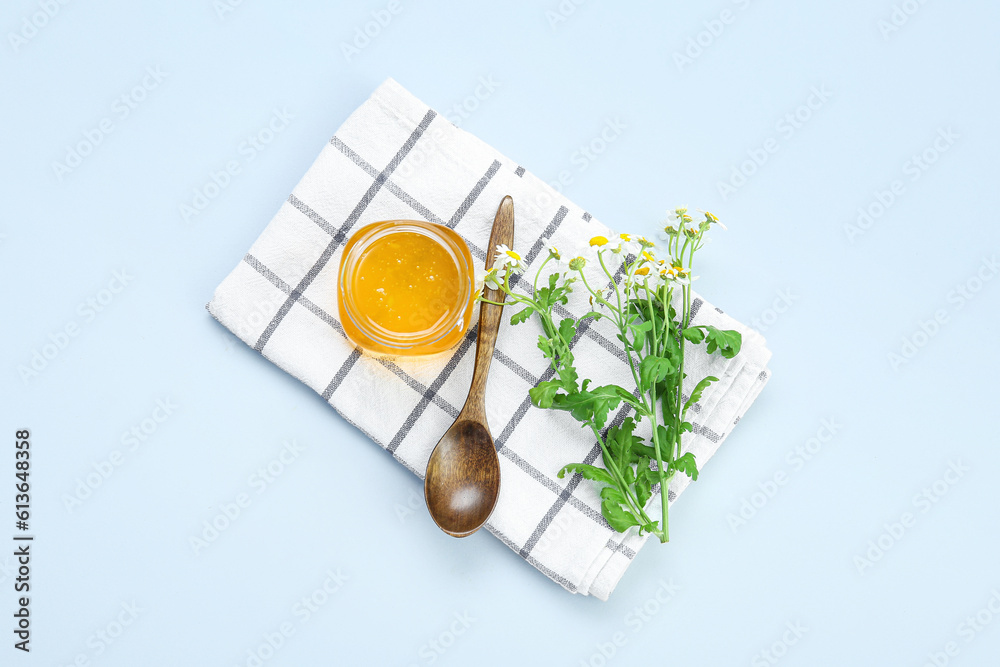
xmin=338 ymin=220 xmax=475 ymax=356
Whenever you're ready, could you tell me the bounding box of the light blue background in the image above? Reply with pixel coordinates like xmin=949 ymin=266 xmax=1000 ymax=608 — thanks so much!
xmin=2 ymin=1 xmax=999 ymax=665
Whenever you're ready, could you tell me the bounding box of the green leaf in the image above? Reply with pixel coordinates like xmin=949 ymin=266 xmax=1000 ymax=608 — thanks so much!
xmin=682 ymin=326 xmax=705 ymax=344
xmin=600 ymin=485 xmax=627 ymax=505
xmin=556 ymin=365 xmax=579 ymax=393
xmin=622 ymin=465 xmax=636 ymax=486
xmin=630 ymin=441 xmax=658 ymax=461
xmin=634 ymin=459 xmax=653 ymax=508
xmin=601 ymin=499 xmax=641 ymax=533
xmin=684 ymin=375 xmax=718 ymax=413
xmin=558 ymin=463 xmax=614 ymax=485
xmin=510 ymin=307 xmax=533 ymax=325
xmin=550 ymin=385 xmax=623 ymax=429
xmin=528 ymin=380 xmax=562 ymax=408
xmin=670 ymin=452 xmax=699 ymax=481
xmin=629 ymin=320 xmax=653 ymax=350
xmin=558 ymin=318 xmax=577 ymax=345
xmin=704 ymin=326 xmax=742 ymax=359
xmin=639 ymin=355 xmax=674 ymax=387
xmin=605 ymin=417 xmax=637 ymax=470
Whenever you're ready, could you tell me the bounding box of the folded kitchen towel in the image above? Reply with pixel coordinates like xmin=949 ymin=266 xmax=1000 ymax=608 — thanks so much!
xmin=207 ymin=78 xmax=772 ymax=600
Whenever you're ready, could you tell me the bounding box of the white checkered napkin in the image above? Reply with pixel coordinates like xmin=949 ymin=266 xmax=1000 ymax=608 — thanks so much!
xmin=207 ymin=78 xmax=772 ymax=600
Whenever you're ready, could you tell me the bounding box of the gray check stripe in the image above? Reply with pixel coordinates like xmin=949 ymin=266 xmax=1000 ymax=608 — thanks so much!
xmin=253 ymin=109 xmax=437 ymax=352
xmin=331 ymin=136 xmax=446 ymax=226
xmin=288 ymin=194 xmax=339 ymax=236
xmin=488 ymin=527 xmax=577 ymax=591
xmin=447 ymin=160 xmax=501 ymax=228
xmin=244 ymin=254 xmax=344 ymax=334
xmin=691 ymin=423 xmax=721 ymax=443
xmin=386 ymin=325 xmax=478 ymax=453
xmin=607 ymin=539 xmax=637 ymax=559
xmin=690 ymin=297 xmax=703 ymax=322
xmin=491 ymin=348 xmax=536 ymax=385
xmin=497 ymin=447 xmax=607 ymax=526
xmin=518 ymin=405 xmax=631 ymax=558
xmin=322 ymin=349 xmax=361 ymax=400
xmin=523 ymin=206 xmax=567 ymax=265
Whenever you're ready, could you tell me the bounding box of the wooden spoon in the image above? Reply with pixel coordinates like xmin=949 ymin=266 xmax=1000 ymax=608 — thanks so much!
xmin=424 ymin=195 xmax=514 ymax=537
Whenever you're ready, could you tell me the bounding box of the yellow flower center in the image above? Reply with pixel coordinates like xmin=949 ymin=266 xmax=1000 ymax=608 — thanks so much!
xmin=589 ymin=236 xmax=608 ymax=247
xmin=505 ymin=249 xmax=521 ymax=261
xmin=635 ymin=266 xmax=650 ymax=276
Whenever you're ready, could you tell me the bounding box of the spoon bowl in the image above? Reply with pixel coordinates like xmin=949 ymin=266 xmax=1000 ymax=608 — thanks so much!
xmin=424 ymin=420 xmax=500 ymax=537
xmin=423 ymin=195 xmax=514 ymax=537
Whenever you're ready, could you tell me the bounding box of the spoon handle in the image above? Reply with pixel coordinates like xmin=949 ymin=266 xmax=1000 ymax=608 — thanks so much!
xmin=462 ymin=195 xmax=515 ymax=422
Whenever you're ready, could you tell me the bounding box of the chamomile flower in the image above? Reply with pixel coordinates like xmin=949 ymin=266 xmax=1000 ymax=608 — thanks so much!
xmin=482 ymin=267 xmax=503 ymax=290
xmin=666 ymin=207 xmax=694 ymax=226
xmin=589 ymin=235 xmax=609 ymax=247
xmin=612 ymin=233 xmax=640 ymax=256
xmin=493 ymin=244 xmax=525 ymax=274
xmin=545 ymin=241 xmax=562 ymax=260
xmin=701 ymin=210 xmax=726 ymax=230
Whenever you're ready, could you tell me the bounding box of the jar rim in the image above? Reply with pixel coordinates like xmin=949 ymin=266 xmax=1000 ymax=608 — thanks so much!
xmin=338 ymin=220 xmax=475 ymax=353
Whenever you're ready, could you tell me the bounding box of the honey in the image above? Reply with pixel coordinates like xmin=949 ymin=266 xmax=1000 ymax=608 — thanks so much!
xmin=338 ymin=220 xmax=474 ymax=355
